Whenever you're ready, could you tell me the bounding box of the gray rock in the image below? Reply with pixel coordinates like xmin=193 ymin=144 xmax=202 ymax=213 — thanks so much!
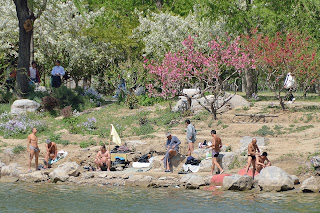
xmin=240 ymin=136 xmax=267 ymax=153
xmin=301 ymin=176 xmax=319 ymax=193
xmin=134 ymin=86 xmax=145 ymax=96
xmin=198 ymin=152 xmax=237 ymax=173
xmin=257 ymin=166 xmax=294 ymax=192
xmin=34 ymin=86 xmax=47 ymax=92
xmin=49 ymin=162 xmax=80 ymax=183
xmin=82 ymin=172 xmax=95 ymax=179
xmin=11 ymin=99 xmax=40 ymax=115
xmin=180 ymin=174 xmax=209 ymax=189
xmin=126 ymin=175 xmax=154 ymax=187
xmin=0 ymin=160 xmax=5 ymax=169
xmin=1 ymin=163 xmax=20 ymax=177
xmin=310 ymin=156 xmax=320 ymax=168
xmin=193 ymin=149 xmax=208 ymax=159
xmin=223 ymin=174 xmax=253 ymax=191
xmin=290 ymin=175 xmax=300 ymax=185
xmin=3 ymin=148 xmax=14 ymax=155
xmin=19 ymin=171 xmax=48 ymax=182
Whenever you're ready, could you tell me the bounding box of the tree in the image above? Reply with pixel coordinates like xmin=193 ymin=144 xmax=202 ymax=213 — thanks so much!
xmin=145 ymin=35 xmax=254 ymax=119
xmin=243 ymin=30 xmax=319 ymax=109
xmin=13 ymin=0 xmax=47 ymax=96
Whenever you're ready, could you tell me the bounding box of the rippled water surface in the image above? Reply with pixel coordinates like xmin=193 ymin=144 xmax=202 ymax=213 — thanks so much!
xmin=0 ymin=183 xmax=319 ymax=212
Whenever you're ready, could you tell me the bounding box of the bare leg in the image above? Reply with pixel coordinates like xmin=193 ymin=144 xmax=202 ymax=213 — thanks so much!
xmin=29 ymin=149 xmax=35 ymax=171
xmin=94 ymin=159 xmax=101 ymax=171
xmin=44 ymin=152 xmax=49 ymax=168
xmin=106 ymin=159 xmax=111 ymax=171
xmin=245 ymin=157 xmax=252 ymax=175
xmin=35 ymin=150 xmax=39 ymax=170
xmin=213 ymin=157 xmax=224 ymax=174
xmin=252 ymin=159 xmax=256 ymax=179
xmin=211 ymin=158 xmax=215 ymax=176
xmin=189 ymin=142 xmax=194 ymax=155
xmin=166 ymin=158 xmax=170 ymax=171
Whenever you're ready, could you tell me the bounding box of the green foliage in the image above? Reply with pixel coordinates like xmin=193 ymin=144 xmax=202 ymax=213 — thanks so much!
xmin=13 ymin=145 xmax=26 ymax=154
xmin=217 ymin=120 xmax=222 ymax=126
xmin=48 ymin=133 xmax=70 ymax=146
xmin=51 ymin=86 xmax=84 ymax=111
xmin=254 ymin=125 xmax=274 ymax=136
xmin=79 ymin=140 xmax=96 ymax=148
xmin=132 ymin=123 xmax=154 ymax=136
xmin=27 ymin=90 xmax=49 ymax=103
xmin=0 ymin=91 xmax=17 ymax=104
xmin=138 ymin=95 xmax=164 ymax=106
xmin=126 ymin=93 xmax=139 ymax=109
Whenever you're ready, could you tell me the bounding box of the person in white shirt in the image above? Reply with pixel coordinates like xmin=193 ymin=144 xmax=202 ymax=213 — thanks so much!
xmin=51 ymin=60 xmax=65 ymax=88
xmin=283 ymin=72 xmax=296 ymax=103
xmin=29 ymin=61 xmax=40 ymax=85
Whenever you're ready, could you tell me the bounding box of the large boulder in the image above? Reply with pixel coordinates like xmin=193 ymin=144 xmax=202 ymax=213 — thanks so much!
xmin=11 ymin=99 xmax=40 ymax=115
xmin=198 ymin=152 xmax=237 ymax=173
xmin=0 ymin=163 xmax=20 ymax=177
xmin=49 ymin=162 xmax=80 ymax=183
xmin=240 ymin=136 xmax=267 ymax=153
xmin=126 ymin=175 xmax=154 ymax=187
xmin=310 ymin=156 xmax=320 ymax=168
xmin=257 ymin=166 xmax=294 ymax=192
xmin=0 ymin=160 xmax=5 ymax=169
xmin=300 ymin=176 xmax=319 ymax=193
xmin=222 ymin=174 xmax=253 ymax=191
xmin=19 ymin=171 xmax=48 ymax=182
xmin=179 ymin=174 xmax=210 ymax=189
xmin=193 ymin=149 xmax=208 ymax=159
xmin=211 ymin=174 xmax=232 ymax=186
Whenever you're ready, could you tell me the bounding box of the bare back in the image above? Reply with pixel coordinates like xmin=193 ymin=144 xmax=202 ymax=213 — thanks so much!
xmin=212 ymin=135 xmax=222 ymax=152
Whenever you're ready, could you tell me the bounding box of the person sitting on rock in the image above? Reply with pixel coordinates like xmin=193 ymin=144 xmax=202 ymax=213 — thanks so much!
xmin=163 ymin=133 xmax=181 ymax=172
xmin=245 ymin=138 xmax=260 ymax=179
xmin=44 ymin=139 xmax=57 ymax=168
xmin=206 ymin=130 xmax=224 ymax=176
xmin=256 ymin=152 xmax=271 ymax=173
xmin=95 ymin=145 xmax=111 ymax=171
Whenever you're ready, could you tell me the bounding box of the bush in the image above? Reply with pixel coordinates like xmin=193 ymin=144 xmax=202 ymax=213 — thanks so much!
xmin=48 ymin=133 xmax=70 ymax=146
xmin=42 ymin=96 xmax=60 ymax=111
xmin=132 ymin=123 xmax=154 ymax=136
xmin=138 ymin=95 xmax=164 ymax=106
xmin=79 ymin=140 xmax=96 ymax=148
xmin=13 ymin=145 xmax=26 ymax=154
xmin=126 ymin=93 xmax=139 ymax=109
xmin=61 ymin=106 xmax=73 ymax=118
xmin=51 ymin=86 xmax=84 ymax=110
xmin=0 ymin=91 xmax=17 ymax=103
xmin=82 ymin=88 xmax=103 ymax=107
xmin=254 ymin=125 xmax=274 ymax=136
xmin=27 ymin=90 xmax=49 ymax=102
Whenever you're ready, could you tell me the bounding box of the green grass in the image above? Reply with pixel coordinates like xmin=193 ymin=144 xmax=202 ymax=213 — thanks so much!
xmin=254 ymin=125 xmax=274 ymax=136
xmin=79 ymin=140 xmax=96 ymax=148
xmin=12 ymin=145 xmax=26 ymax=154
xmin=48 ymin=133 xmax=70 ymax=146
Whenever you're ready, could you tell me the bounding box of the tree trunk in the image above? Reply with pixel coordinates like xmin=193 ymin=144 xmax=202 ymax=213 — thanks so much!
xmin=244 ymin=69 xmax=256 ymax=98
xmin=13 ymin=0 xmax=34 ymax=97
xmin=30 ymin=31 xmax=34 ymax=64
xmin=211 ymin=100 xmax=217 ymax=120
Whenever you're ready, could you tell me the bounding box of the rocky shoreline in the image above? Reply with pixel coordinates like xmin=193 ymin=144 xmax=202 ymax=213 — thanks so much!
xmin=1 ymin=160 xmax=319 ymax=193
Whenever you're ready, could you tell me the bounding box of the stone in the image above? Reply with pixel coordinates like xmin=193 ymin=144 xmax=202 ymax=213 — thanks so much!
xmin=211 ymin=174 xmax=232 ymax=186
xmin=300 ymin=176 xmax=319 ymax=193
xmin=49 ymin=162 xmax=80 ymax=183
xmin=310 ymin=156 xmax=320 ymax=168
xmin=0 ymin=160 xmax=5 ymax=169
xmin=1 ymin=163 xmax=20 ymax=177
xmin=11 ymin=99 xmax=40 ymax=115
xmin=240 ymin=136 xmax=267 ymax=153
xmin=290 ymin=175 xmax=300 ymax=185
xmin=193 ymin=149 xmax=208 ymax=159
xmin=34 ymin=86 xmax=47 ymax=92
xmin=19 ymin=171 xmax=48 ymax=182
xmin=134 ymin=86 xmax=145 ymax=96
xmin=82 ymin=172 xmax=95 ymax=179
xmin=198 ymin=152 xmax=237 ymax=173
xmin=170 ymin=153 xmax=186 ymax=169
xmin=126 ymin=175 xmax=154 ymax=187
xmin=3 ymin=148 xmax=14 ymax=155
xmin=222 ymin=174 xmax=253 ymax=191
xmin=257 ymin=166 xmax=294 ymax=192
xmin=180 ymin=174 xmax=209 ymax=189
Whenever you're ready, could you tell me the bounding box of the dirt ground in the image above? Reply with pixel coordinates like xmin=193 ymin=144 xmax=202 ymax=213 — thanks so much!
xmin=1 ymin=100 xmax=319 ymax=181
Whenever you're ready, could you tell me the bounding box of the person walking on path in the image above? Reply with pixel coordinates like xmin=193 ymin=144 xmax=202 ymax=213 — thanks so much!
xmin=206 ymin=130 xmax=224 ymax=176
xmin=245 ymin=138 xmax=260 ymax=179
xmin=27 ymin=128 xmax=40 ymax=172
xmin=185 ymin=119 xmax=196 ymax=156
xmin=51 ymin=60 xmax=65 ymax=88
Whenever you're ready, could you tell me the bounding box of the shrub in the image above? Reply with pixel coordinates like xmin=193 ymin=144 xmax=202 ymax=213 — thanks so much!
xmin=82 ymin=88 xmax=103 ymax=107
xmin=61 ymin=106 xmax=73 ymax=118
xmin=51 ymin=86 xmax=84 ymax=110
xmin=132 ymin=123 xmax=154 ymax=136
xmin=138 ymin=95 xmax=164 ymax=106
xmin=126 ymin=93 xmax=139 ymax=109
xmin=13 ymin=145 xmax=26 ymax=154
xmin=253 ymin=125 xmax=274 ymax=136
xmin=42 ymin=96 xmax=60 ymax=111
xmin=75 ymin=117 xmax=97 ymax=133
xmin=48 ymin=133 xmax=70 ymax=146
xmin=79 ymin=140 xmax=96 ymax=148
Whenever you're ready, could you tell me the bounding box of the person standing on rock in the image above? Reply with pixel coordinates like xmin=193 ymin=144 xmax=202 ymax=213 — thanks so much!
xmin=44 ymin=139 xmax=58 ymax=169
xmin=206 ymin=130 xmax=224 ymax=176
xmin=245 ymin=138 xmax=260 ymax=179
xmin=185 ymin=120 xmax=196 ymax=156
xmin=27 ymin=128 xmax=40 ymax=172
xmin=256 ymin=152 xmax=271 ymax=173
xmin=95 ymin=145 xmax=111 ymax=171
xmin=51 ymin=60 xmax=65 ymax=88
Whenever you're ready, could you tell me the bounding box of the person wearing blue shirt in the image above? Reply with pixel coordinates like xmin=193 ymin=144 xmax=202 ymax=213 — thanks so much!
xmin=51 ymin=60 xmax=65 ymax=88
xmin=164 ymin=133 xmax=181 ymax=172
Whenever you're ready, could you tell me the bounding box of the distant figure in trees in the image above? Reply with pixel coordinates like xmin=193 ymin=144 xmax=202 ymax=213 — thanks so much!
xmin=51 ymin=60 xmax=65 ymax=88
xmin=284 ymin=72 xmax=296 ymax=104
xmin=256 ymin=152 xmax=271 ymax=173
xmin=113 ymin=74 xmax=126 ymax=98
xmin=29 ymin=61 xmax=41 ymax=85
xmin=5 ymin=67 xmax=16 ymax=92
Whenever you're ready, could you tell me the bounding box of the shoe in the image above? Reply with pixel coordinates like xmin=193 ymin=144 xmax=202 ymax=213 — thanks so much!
xmin=292 ymin=98 xmax=295 ymax=103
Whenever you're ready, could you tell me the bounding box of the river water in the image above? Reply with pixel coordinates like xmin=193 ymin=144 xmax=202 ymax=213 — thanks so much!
xmin=0 ymin=183 xmax=319 ymax=213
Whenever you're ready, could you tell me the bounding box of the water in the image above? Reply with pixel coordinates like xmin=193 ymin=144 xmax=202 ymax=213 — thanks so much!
xmin=0 ymin=183 xmax=319 ymax=213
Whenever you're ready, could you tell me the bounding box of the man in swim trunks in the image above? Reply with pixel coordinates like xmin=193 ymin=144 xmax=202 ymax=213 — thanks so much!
xmin=95 ymin=145 xmax=111 ymax=171
xmin=206 ymin=130 xmax=224 ymax=176
xmin=27 ymin=128 xmax=40 ymax=171
xmin=256 ymin=152 xmax=271 ymax=173
xmin=245 ymin=138 xmax=260 ymax=179
xmin=44 ymin=139 xmax=58 ymax=168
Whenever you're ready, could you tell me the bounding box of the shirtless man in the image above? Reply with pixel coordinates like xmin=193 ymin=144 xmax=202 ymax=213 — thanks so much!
xmin=245 ymin=138 xmax=260 ymax=179
xmin=256 ymin=152 xmax=271 ymax=173
xmin=44 ymin=139 xmax=58 ymax=168
xmin=206 ymin=130 xmax=224 ymax=176
xmin=27 ymin=128 xmax=40 ymax=171
xmin=95 ymin=145 xmax=111 ymax=171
